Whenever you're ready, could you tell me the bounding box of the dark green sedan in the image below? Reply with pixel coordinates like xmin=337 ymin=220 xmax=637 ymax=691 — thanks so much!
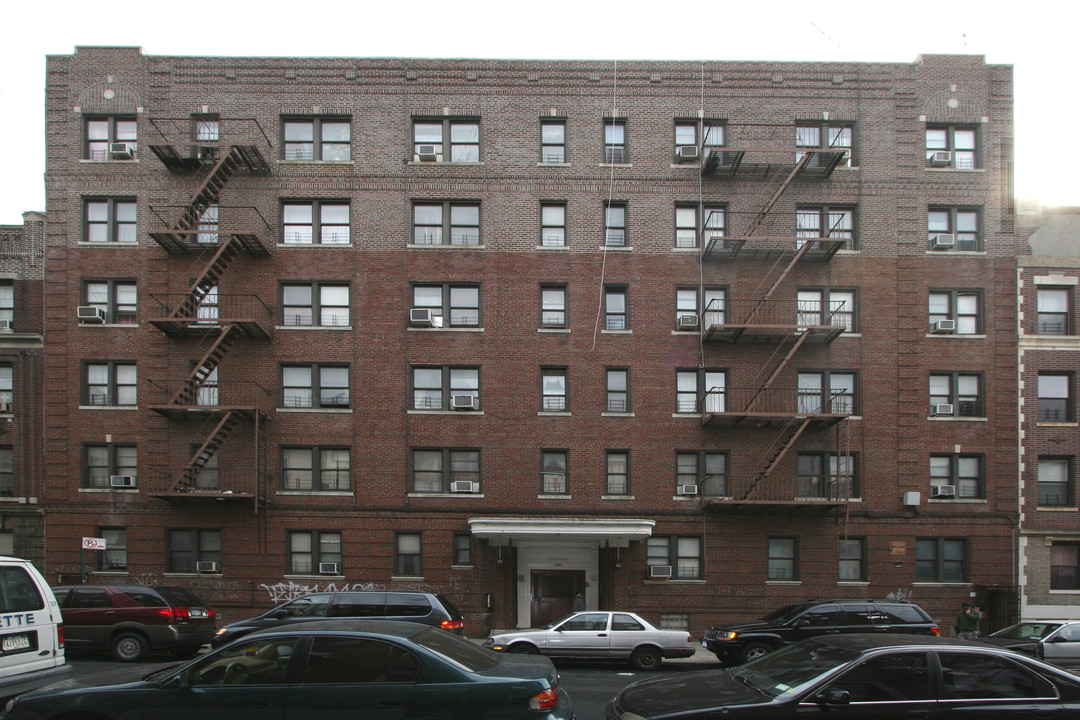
xmin=2 ymin=620 xmax=574 ymax=720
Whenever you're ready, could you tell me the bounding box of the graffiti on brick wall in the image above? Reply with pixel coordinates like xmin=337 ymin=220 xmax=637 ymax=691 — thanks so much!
xmin=127 ymin=572 xmax=242 ymax=602
xmin=259 ymin=579 xmax=453 ymax=603
xmin=886 ymin=587 xmax=913 ymax=603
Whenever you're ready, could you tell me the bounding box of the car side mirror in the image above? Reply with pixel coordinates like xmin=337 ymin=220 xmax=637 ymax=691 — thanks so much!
xmin=163 ymin=672 xmax=189 ymax=690
xmin=793 ymin=619 xmax=809 ymax=628
xmin=271 ymin=609 xmax=289 ymax=619
xmin=816 ymin=688 xmax=850 ymax=706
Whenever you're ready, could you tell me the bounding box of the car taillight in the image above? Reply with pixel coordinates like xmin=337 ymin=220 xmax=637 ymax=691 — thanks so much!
xmin=529 ymin=687 xmax=560 ymax=712
xmin=930 ymin=625 xmax=941 ymax=636
xmin=441 ymin=619 xmax=465 ymax=631
xmin=57 ymin=623 xmax=64 ymax=648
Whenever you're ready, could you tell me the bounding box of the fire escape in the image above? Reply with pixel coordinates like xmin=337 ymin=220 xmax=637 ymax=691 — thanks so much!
xmin=696 ymin=133 xmax=852 ymax=514
xmin=143 ymin=118 xmax=274 ymax=511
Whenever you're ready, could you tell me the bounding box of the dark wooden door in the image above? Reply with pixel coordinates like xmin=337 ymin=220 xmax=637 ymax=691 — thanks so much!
xmin=530 ymin=570 xmax=585 ymax=627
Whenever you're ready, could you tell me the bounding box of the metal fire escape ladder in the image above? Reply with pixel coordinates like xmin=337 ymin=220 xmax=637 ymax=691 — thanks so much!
xmin=168 ymin=239 xmax=242 ymax=320
xmin=166 ymin=326 xmax=238 ymax=407
xmin=741 ymin=417 xmax=813 ymax=501
xmin=743 ymin=330 xmax=812 ymax=414
xmin=150 ymin=150 xmax=247 ymax=252
xmin=170 ymin=410 xmax=243 ymax=494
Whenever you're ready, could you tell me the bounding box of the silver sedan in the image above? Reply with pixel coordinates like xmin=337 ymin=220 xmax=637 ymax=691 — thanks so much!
xmin=983 ymin=620 xmax=1080 ymax=665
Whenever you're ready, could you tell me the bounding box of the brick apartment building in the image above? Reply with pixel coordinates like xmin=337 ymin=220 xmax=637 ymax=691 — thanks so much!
xmin=42 ymin=46 xmax=1022 ymax=634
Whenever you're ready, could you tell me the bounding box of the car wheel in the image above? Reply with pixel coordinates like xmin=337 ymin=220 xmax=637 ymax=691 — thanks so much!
xmin=738 ymin=642 xmax=772 ymax=664
xmin=630 ymin=646 xmax=663 ymax=671
xmin=111 ymin=632 xmax=150 ymax=662
xmin=509 ymin=643 xmax=539 ymax=654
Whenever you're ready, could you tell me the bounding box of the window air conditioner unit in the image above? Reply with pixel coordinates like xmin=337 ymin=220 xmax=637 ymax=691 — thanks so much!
xmin=677 ymin=314 xmax=700 ymax=330
xmin=410 ymin=308 xmax=435 ymax=327
xmin=676 ymin=145 xmax=700 ymax=162
xmin=931 ymin=319 xmax=956 ymax=334
xmin=451 ymin=480 xmax=478 ymax=493
xmin=932 ymin=485 xmax=957 ymax=499
xmin=930 ymin=233 xmax=955 ymax=250
xmin=109 ymin=475 xmax=136 ymax=488
xmin=931 ymin=403 xmax=954 ymax=416
xmin=416 ymin=144 xmax=440 ymax=162
xmin=678 ymin=484 xmax=699 ymax=496
xmin=77 ymin=306 xmax=106 ymax=323
xmin=196 ymin=561 xmax=220 ymax=573
xmin=0 ymin=320 xmax=10 ymax=332
xmin=318 ymin=562 xmax=340 ymax=575
xmin=649 ymin=565 xmax=673 ymax=579
xmin=451 ymin=394 xmax=477 ymax=410
xmin=109 ymin=142 xmax=135 ymax=160
xmin=0 ymin=402 xmax=11 ymax=414
xmin=927 ymin=150 xmax=952 ymax=167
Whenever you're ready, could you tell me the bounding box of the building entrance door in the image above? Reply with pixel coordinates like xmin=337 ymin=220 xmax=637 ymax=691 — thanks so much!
xmin=530 ymin=570 xmax=585 ymax=627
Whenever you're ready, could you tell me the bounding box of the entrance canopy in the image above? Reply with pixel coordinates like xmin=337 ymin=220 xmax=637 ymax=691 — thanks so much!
xmin=468 ymin=517 xmax=655 ymax=547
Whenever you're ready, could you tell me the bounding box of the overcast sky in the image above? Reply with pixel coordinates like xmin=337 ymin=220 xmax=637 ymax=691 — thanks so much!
xmin=2 ymin=0 xmax=1077 ymax=224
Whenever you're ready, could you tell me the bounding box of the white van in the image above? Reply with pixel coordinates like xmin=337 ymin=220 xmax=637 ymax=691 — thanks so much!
xmin=0 ymin=556 xmax=70 ymax=699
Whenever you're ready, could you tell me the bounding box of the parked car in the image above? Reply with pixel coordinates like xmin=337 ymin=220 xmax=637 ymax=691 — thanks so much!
xmin=212 ymin=590 xmax=464 ymax=647
xmin=606 ymin=634 xmax=1080 ymax=720
xmin=484 ymin=610 xmax=694 ymax=670
xmin=0 ymin=557 xmax=70 ymax=700
xmin=1 ymin=620 xmax=574 ymax=720
xmin=701 ymin=599 xmax=939 ymax=664
xmin=982 ymin=620 xmax=1080 ymax=665
xmin=51 ymin=584 xmax=216 ymax=662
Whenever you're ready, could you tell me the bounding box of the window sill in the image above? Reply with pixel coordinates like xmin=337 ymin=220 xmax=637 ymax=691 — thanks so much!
xmin=391 ymin=576 xmax=424 ymax=581
xmin=1035 ymin=506 xmax=1078 ymax=511
xmin=164 ymin=572 xmax=223 ymax=579
xmin=78 ymin=488 xmax=138 ymax=494
xmin=927 ymin=416 xmax=987 ymax=422
xmin=923 ymin=167 xmax=985 ymax=173
xmin=0 ymin=497 xmax=38 ymax=504
xmin=536 ymin=245 xmax=570 ymax=250
xmin=408 ymin=161 xmax=484 ymax=167
xmin=912 ymin=582 xmax=971 ymax=587
xmin=672 ymin=412 xmax=703 ymax=418
xmin=599 ymin=163 xmax=632 ymax=168
xmin=278 ymin=159 xmax=355 ymax=165
xmin=645 ymin=578 xmax=706 ymax=584
xmin=276 ymin=491 xmax=354 ymax=497
xmin=671 ymin=246 xmax=701 ymax=252
xmin=408 ymin=409 xmax=485 ymax=416
xmin=537 ymin=162 xmax=571 ymax=167
xmin=927 ymin=497 xmax=987 ymax=503
xmin=1038 ymin=421 xmax=1079 ymax=428
xmin=538 ymin=327 xmax=570 ymax=333
xmin=277 ymin=243 xmax=354 ymax=249
xmin=925 ymin=333 xmax=986 ymax=339
xmin=91 ymin=571 xmax=129 ymax=577
xmin=276 ymin=325 xmax=353 ymax=331
xmin=451 ymin=564 xmax=474 ymax=570
xmin=601 ymin=495 xmax=635 ymax=500
xmin=538 ymin=494 xmax=572 ymax=500
xmin=407 ymin=244 xmax=486 ymax=250
xmin=602 ymin=412 xmax=635 ymax=418
xmin=277 ymin=407 xmax=354 ymax=414
xmin=1049 ymin=589 xmax=1080 ymax=595
xmin=538 ymin=411 xmax=571 ymax=417
xmin=766 ymin=581 xmax=802 ymax=586
xmin=924 ymin=250 xmax=986 ymax=256
xmin=407 ymin=492 xmax=486 ymax=499
xmin=77 ymin=241 xmax=139 ymax=247
xmin=601 ymin=329 xmax=632 ymax=335
xmin=599 ymin=246 xmax=633 ymax=251
xmin=408 ymin=326 xmax=484 ymax=332
xmin=77 ymin=323 xmax=140 ymax=329
xmin=79 ymin=159 xmax=141 ymax=164
xmin=837 ymin=581 xmax=870 ymax=586
xmin=284 ymin=573 xmax=344 ymax=580
xmin=79 ymin=405 xmax=138 ymax=411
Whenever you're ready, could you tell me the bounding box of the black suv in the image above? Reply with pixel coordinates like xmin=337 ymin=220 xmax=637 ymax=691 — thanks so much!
xmin=701 ymin=599 xmax=940 ymax=664
xmin=211 ymin=590 xmax=465 ymax=647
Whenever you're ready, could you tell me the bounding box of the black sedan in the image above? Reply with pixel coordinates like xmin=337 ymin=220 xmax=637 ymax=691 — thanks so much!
xmin=2 ymin=620 xmax=574 ymax=720
xmin=606 ymin=634 xmax=1080 ymax=719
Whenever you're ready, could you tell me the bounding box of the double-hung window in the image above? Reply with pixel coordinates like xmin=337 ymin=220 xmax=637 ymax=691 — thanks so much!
xmin=675 ymin=204 xmax=725 ymax=249
xmin=797 ymin=289 xmax=856 ymax=332
xmin=677 ymin=286 xmax=725 ymax=330
xmin=797 ymin=206 xmax=855 ymax=249
xmin=0 ymin=448 xmax=13 ymax=496
xmin=281 ymin=283 xmax=350 ymax=327
xmin=283 ymin=118 xmax=351 ymax=161
xmin=928 ymin=208 xmax=980 ymax=251
xmin=929 ymin=373 xmax=982 ymax=417
xmin=288 ymin=531 xmax=342 ymax=575
xmin=411 ymin=366 xmax=480 ymax=411
xmin=1037 ymin=287 xmax=1072 ymax=335
xmin=541 ymin=367 xmax=568 ymax=412
xmin=281 ymin=447 xmax=351 ymax=491
xmin=603 ymin=120 xmax=627 ymax=164
xmin=84 ymin=362 xmax=137 ymax=407
xmin=926 ymin=125 xmax=977 ymax=169
xmin=412 ymin=284 xmax=480 ymax=328
xmin=798 ymin=371 xmax=856 ymax=414
xmin=838 ymin=538 xmax=866 ymax=581
xmin=1038 ymin=373 xmax=1073 ymax=422
xmin=412 ymin=202 xmax=480 ymax=246
xmin=676 ymin=451 xmax=727 ymax=497
xmin=930 ymin=454 xmax=983 ymax=499
xmin=1038 ymin=457 xmax=1072 ymax=507
xmin=83 ymin=281 xmax=136 ymax=325
xmin=647 ymin=536 xmax=702 ymax=580
xmin=281 ymin=364 xmax=349 ymax=409
xmin=395 ymin=533 xmax=422 ymax=577
xmin=83 ymin=443 xmax=136 ymax=489
xmin=541 ymin=450 xmax=568 ymax=494
xmin=411 ymin=449 xmax=480 ymax=493
xmin=413 ymin=119 xmax=480 ymax=162
xmin=85 ymin=199 xmax=137 ymax=243
xmin=540 ymin=120 xmax=566 ymax=163
xmin=604 ymin=203 xmax=628 ymax=247
xmin=768 ymin=537 xmax=798 ymax=581
xmin=540 ymin=286 xmax=567 ymax=328
xmin=454 ymin=534 xmax=472 ymax=566
xmin=676 ymin=369 xmax=726 ymax=414
xmin=929 ymin=290 xmax=981 ymax=334
xmin=797 ymin=453 xmax=857 ymax=498
xmin=167 ymin=529 xmax=221 ymax=574
xmin=0 ymin=282 xmax=11 ymax=326
xmin=1051 ymin=543 xmax=1080 ymax=589
xmin=99 ymin=528 xmax=127 ymax=571
xmin=0 ymin=366 xmax=11 ymax=411
xmin=916 ymin=538 xmax=968 ymax=582
xmin=605 ymin=368 xmax=629 ymax=413
xmin=85 ymin=116 xmax=137 ymax=160
xmin=540 ymin=203 xmax=567 ymax=246
xmin=674 ymin=120 xmax=724 ymax=157
xmin=282 ymin=201 xmax=350 ymax=244
xmin=606 ymin=451 xmax=629 ymax=495
xmin=604 ymin=286 xmax=627 ymax=330
xmin=796 ymin=123 xmax=854 ymax=166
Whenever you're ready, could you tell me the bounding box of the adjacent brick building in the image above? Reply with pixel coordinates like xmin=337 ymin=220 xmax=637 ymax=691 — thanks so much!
xmin=42 ymin=47 xmax=1022 ymax=634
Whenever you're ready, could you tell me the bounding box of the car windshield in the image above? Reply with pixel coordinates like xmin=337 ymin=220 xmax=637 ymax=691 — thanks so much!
xmin=760 ymin=603 xmax=814 ymax=624
xmin=413 ymin=627 xmax=500 ymax=672
xmin=991 ymin=623 xmax=1062 ymax=641
xmin=731 ymin=639 xmax=858 ymax=698
xmin=542 ymin=614 xmax=575 ymax=630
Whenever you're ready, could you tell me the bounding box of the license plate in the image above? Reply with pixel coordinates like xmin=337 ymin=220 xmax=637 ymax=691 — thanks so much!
xmin=2 ymin=634 xmax=30 ymax=652
xmin=189 ymin=608 xmax=208 ymax=618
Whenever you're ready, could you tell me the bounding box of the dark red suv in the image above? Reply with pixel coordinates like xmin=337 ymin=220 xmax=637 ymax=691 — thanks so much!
xmin=52 ymin=585 xmax=217 ymax=661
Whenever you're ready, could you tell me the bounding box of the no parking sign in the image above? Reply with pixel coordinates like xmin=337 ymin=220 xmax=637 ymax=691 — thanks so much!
xmin=81 ymin=537 xmax=107 ymax=551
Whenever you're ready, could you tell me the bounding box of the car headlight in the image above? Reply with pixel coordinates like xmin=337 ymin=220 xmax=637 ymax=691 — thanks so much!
xmin=718 ymin=632 xmax=738 ymax=641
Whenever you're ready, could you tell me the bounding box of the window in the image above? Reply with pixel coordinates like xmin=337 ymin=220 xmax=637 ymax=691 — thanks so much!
xmin=838 ymin=537 xmax=865 ymax=581
xmin=282 ymin=201 xmax=350 ymax=244
xmin=604 ymin=202 xmax=627 ymax=247
xmin=676 ymin=369 xmax=726 ymax=413
xmin=1038 ymin=373 xmax=1073 ymax=422
xmin=1038 ymin=287 xmax=1072 ymax=335
xmin=411 ymin=448 xmax=480 ymax=493
xmin=798 ymin=453 xmax=858 ymax=498
xmin=768 ymin=537 xmax=797 ymax=580
xmin=280 ymin=283 xmax=350 ymax=327
xmin=85 ymin=116 xmax=136 ymax=160
xmin=797 ymin=371 xmax=856 ymax=414
xmin=915 ymin=538 xmax=967 ymax=582
xmin=928 ymin=208 xmax=980 ymax=251
xmin=797 ymin=206 xmax=855 ymax=249
xmin=541 ymin=450 xmax=568 ymax=494
xmin=540 ymin=203 xmax=566 ymax=246
xmin=676 ymin=286 xmax=725 ymax=330
xmin=288 ymin=531 xmax=341 ymax=575
xmin=84 ymin=361 xmax=137 ymax=406
xmin=282 ymin=118 xmax=351 ymax=161
xmin=395 ymin=532 xmax=422 ymax=576
xmin=675 ymin=120 xmax=724 ymax=155
xmin=647 ymin=536 xmax=702 ymax=580
xmin=0 ymin=366 xmax=12 ymax=410
xmin=604 ymin=286 xmax=627 ymax=330
xmin=192 ymin=114 xmax=219 ymax=143
xmin=453 ymin=533 xmax=472 ymax=565
xmin=1051 ymin=542 xmax=1080 ymax=590
xmin=541 ymin=367 xmax=567 ymax=412
xmin=930 ymin=454 xmax=983 ymax=499
xmin=540 ymin=120 xmax=566 ymax=163
xmin=0 ymin=448 xmax=11 ymax=497
xmin=412 ymin=202 xmax=480 ymax=246
xmin=281 ymin=364 xmax=349 ymax=409
xmin=606 ymin=451 xmax=629 ymax=495
xmin=603 ymin=120 xmax=627 ymax=163
xmin=192 ymin=443 xmax=219 ymax=491
xmin=0 ymin=282 xmax=12 ymax=326
xmin=797 ymin=289 xmax=856 ymax=331
xmin=540 ymin=285 xmax=567 ymax=328
xmin=926 ymin=125 xmax=977 ymax=169
xmin=1038 ymin=457 xmax=1072 ymax=507
xmin=414 ymin=118 xmax=480 ymax=162
xmin=676 ymin=451 xmax=727 ymax=497
xmin=675 ymin=204 xmax=725 ymax=249
xmin=796 ymin=123 xmax=854 ymax=166
xmin=85 ymin=199 xmax=137 ymax=243
xmin=606 ymin=368 xmax=629 ymax=412
xmin=411 ymin=366 xmax=480 ymax=410
xmin=99 ymin=527 xmax=127 ymax=571
xmin=195 ymin=205 xmax=219 ymax=244
xmin=929 ymin=373 xmax=983 ymax=417
xmin=83 ymin=443 xmax=136 ymax=489
xmin=412 ymin=283 xmax=480 ymax=328
xmin=167 ymin=529 xmax=221 ymax=573
xmin=281 ymin=447 xmax=351 ymax=491
xmin=929 ymin=290 xmax=981 ymax=334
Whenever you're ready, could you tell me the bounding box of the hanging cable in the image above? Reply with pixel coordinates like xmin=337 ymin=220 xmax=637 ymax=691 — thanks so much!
xmin=591 ymin=60 xmax=619 ymax=350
